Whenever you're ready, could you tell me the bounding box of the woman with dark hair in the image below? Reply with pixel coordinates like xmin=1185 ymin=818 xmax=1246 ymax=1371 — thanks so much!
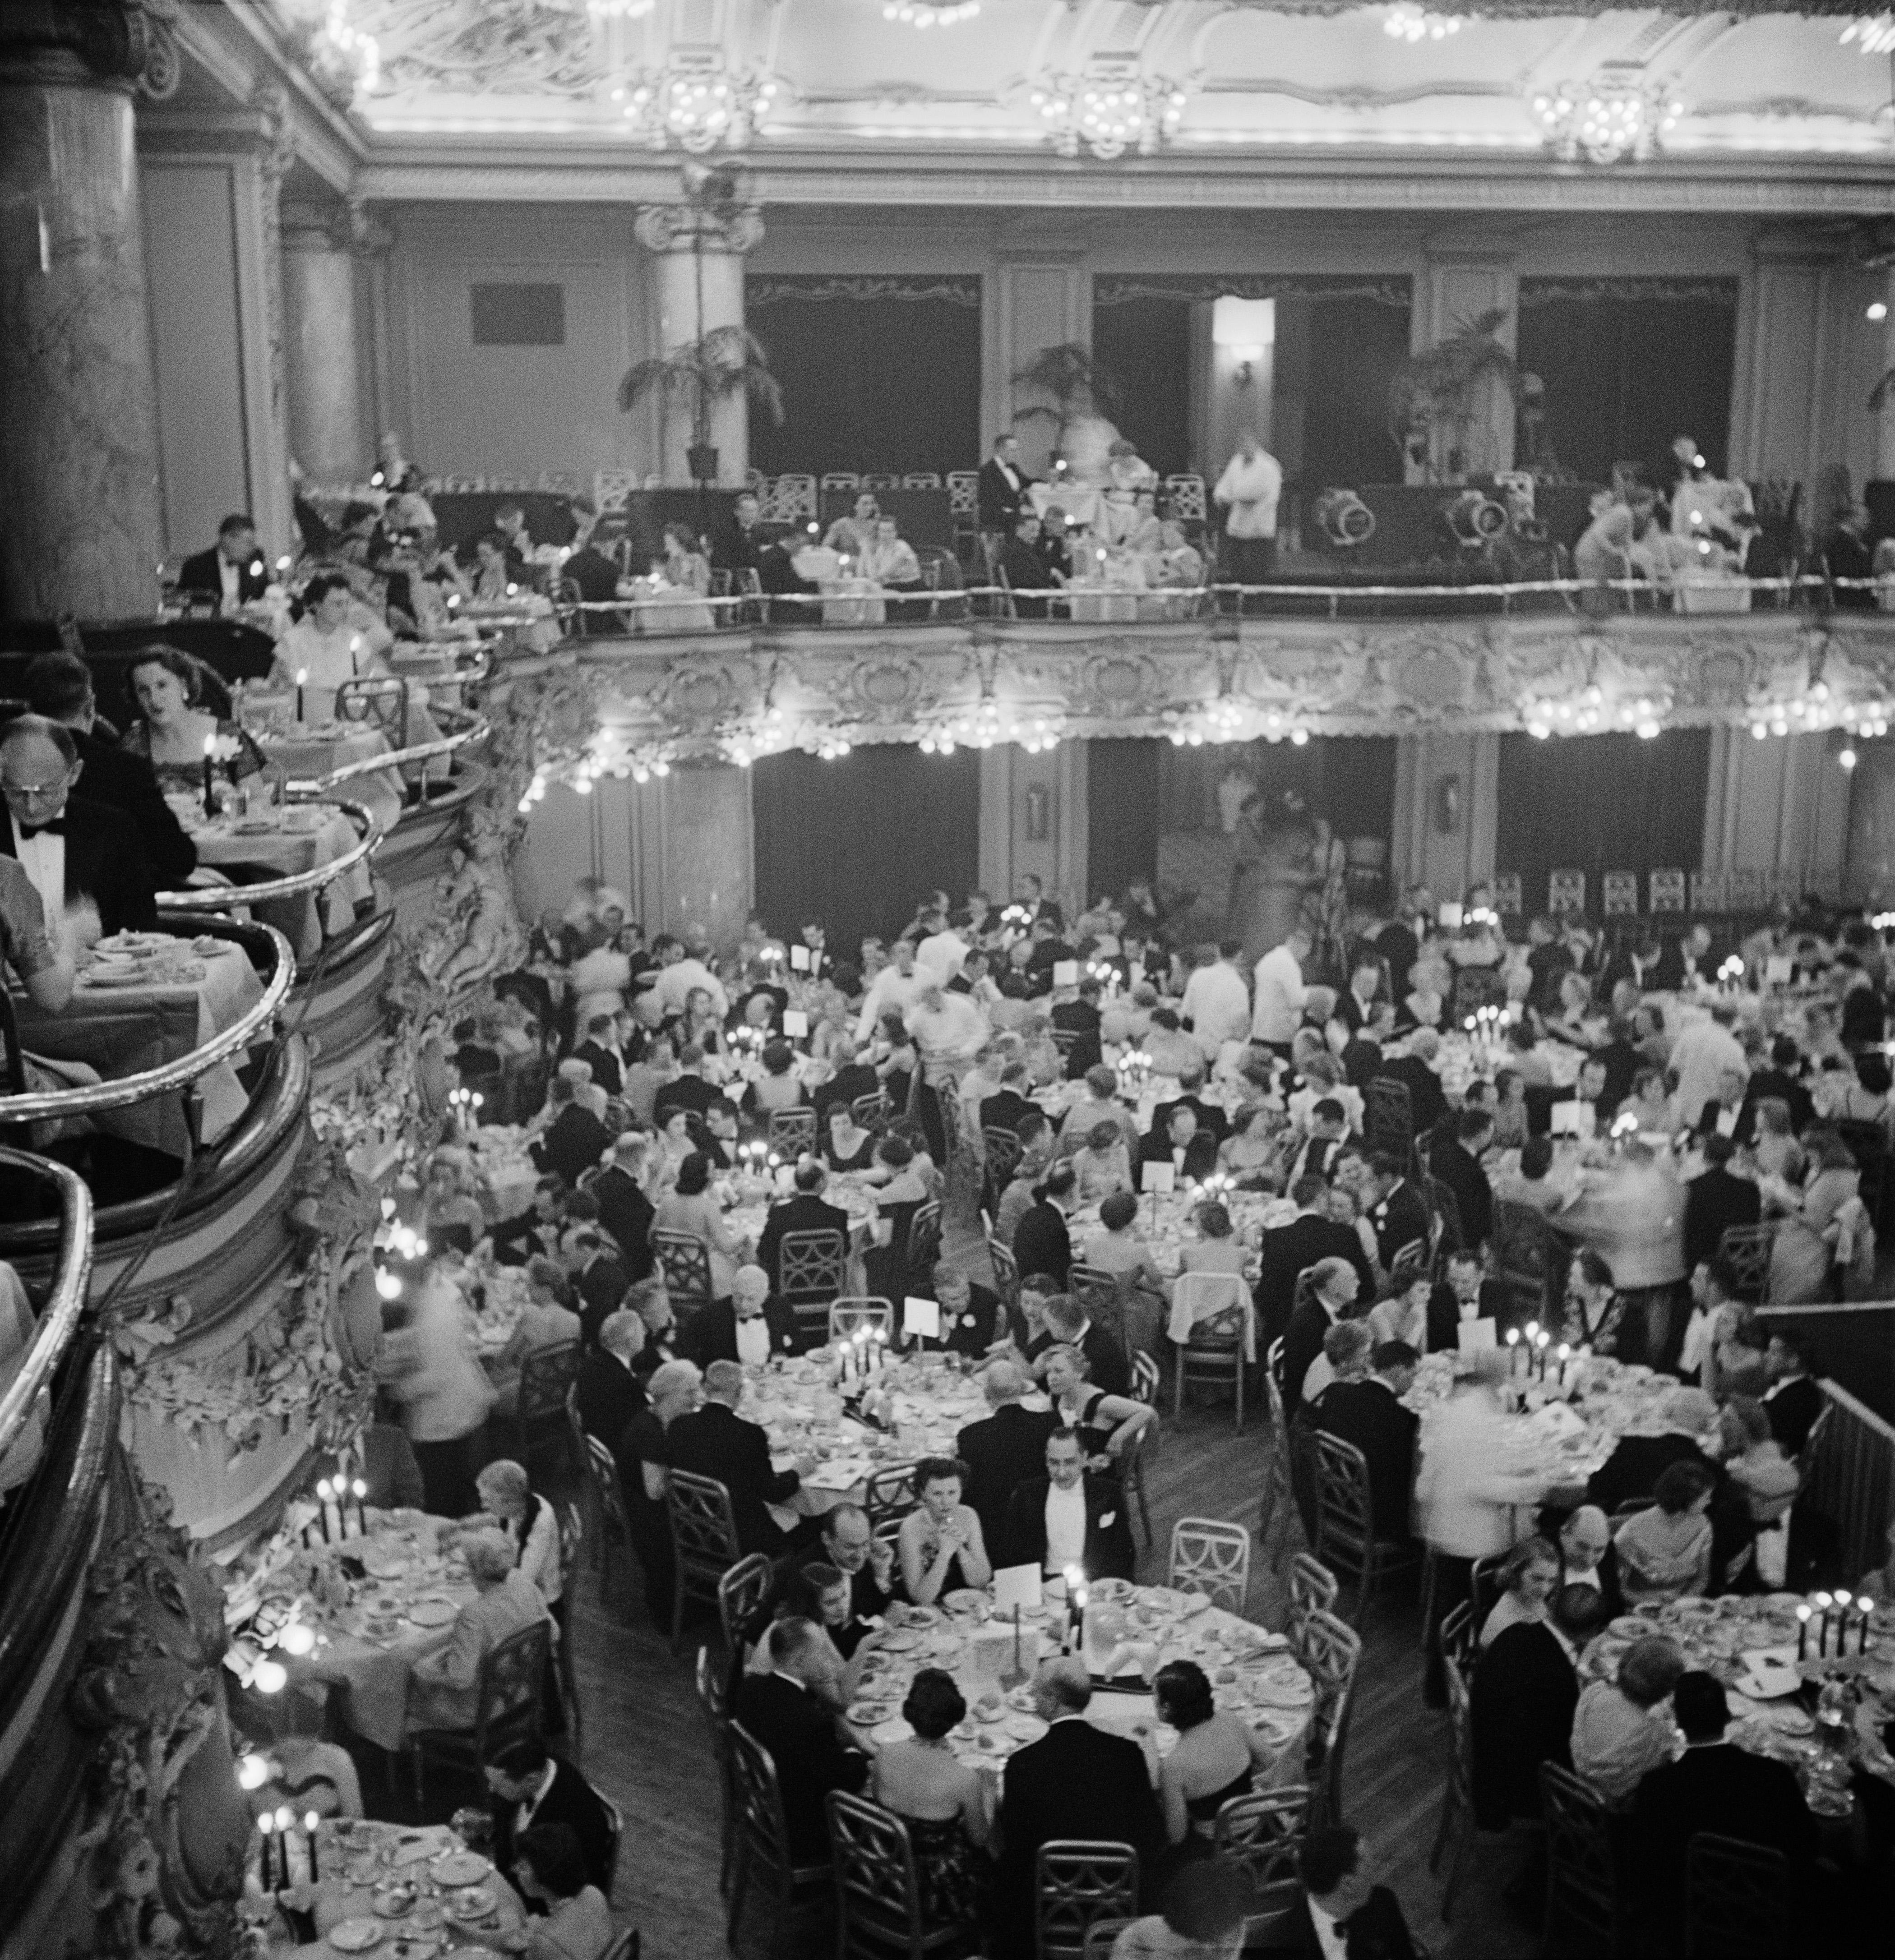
xmin=656 ymin=520 xmax=712 ymax=596
xmin=1042 ymin=1343 xmax=1153 ymax=1475
xmin=743 ymin=1038 xmax=806 ymax=1120
xmin=869 ymin=1667 xmax=992 ymax=1928
xmin=1151 ymin=1659 xmax=1274 ymax=1850
xmin=513 ymin=1820 xmax=614 ymax=1960
xmin=1614 ymin=1459 xmax=1716 ymax=1603
xmin=1477 ymin=1535 xmax=1560 ymax=1648
xmin=273 ymin=569 xmax=395 ymax=710
xmin=120 ymin=645 xmax=266 ymax=794
xmin=873 ymin=1008 xmax=917 ymax=1116
xmin=652 ymin=1151 xmax=748 ymax=1299
xmin=1765 ymin=1126 xmax=1864 ymax=1303
xmin=468 ymin=530 xmax=515 ymax=601
xmin=896 ymin=1457 xmax=993 ymax=1605
xmin=822 ymin=1099 xmax=878 ymax=1172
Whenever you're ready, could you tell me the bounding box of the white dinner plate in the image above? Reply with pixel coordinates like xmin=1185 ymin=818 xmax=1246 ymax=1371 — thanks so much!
xmin=325 ymin=1920 xmax=384 ymax=1952
xmin=403 ymin=1599 xmax=458 ymax=1628
xmin=869 ymin=1718 xmax=915 ymax=1746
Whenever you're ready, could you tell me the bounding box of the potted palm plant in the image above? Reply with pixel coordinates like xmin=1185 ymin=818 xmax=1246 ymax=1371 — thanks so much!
xmin=1386 ymin=308 xmax=1521 ymax=484
xmin=618 ymin=326 xmax=785 ymax=487
xmin=1010 ymin=343 xmax=1123 ymax=452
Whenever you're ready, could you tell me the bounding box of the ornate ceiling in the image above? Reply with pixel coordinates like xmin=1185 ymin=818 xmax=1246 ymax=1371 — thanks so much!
xmin=244 ymin=0 xmax=1893 ymax=172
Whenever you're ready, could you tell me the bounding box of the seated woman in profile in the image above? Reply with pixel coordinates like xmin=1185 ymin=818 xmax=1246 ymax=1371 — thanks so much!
xmin=513 ymin=1822 xmax=615 ymax=1960
xmin=655 ymin=521 xmax=712 ymax=596
xmin=869 ymin=1669 xmax=992 ymax=1931
xmin=120 ymin=646 xmax=266 ymax=795
xmin=1150 ymin=518 xmax=1205 ymax=589
xmin=466 ymin=530 xmax=515 ymax=601
xmin=1149 ymin=1660 xmax=1274 ymax=1851
xmin=1613 ymin=1459 xmax=1716 ymax=1604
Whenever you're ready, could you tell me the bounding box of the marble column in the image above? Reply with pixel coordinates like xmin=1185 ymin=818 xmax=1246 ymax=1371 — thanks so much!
xmin=1877 ymin=270 xmax=1895 ymax=483
xmin=282 ymin=200 xmax=379 ymax=483
xmin=634 ymin=203 xmax=763 ymax=487
xmin=0 ymin=4 xmax=176 ymax=620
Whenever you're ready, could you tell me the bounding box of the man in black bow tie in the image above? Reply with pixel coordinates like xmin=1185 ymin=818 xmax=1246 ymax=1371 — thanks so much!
xmin=1294 ymin=1825 xmax=1418 ymax=1959
xmin=177 ymin=512 xmax=269 ymax=613
xmin=0 ymin=715 xmax=157 ymax=946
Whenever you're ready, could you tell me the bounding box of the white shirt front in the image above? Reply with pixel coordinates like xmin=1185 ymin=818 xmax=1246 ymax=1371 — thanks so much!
xmin=8 ymin=814 xmax=66 ymax=951
xmin=1308 ymin=1898 xmax=1350 ymax=1960
xmin=218 ymin=554 xmax=241 ymax=609
xmin=1180 ymin=961 xmax=1252 ymax=1051
xmin=1251 ymin=944 xmax=1308 ymax=1043
xmin=1043 ymin=1479 xmax=1087 ymax=1574
xmin=735 ymin=1314 xmax=772 ymax=1368
xmin=514 ymin=1759 xmax=559 ymax=1839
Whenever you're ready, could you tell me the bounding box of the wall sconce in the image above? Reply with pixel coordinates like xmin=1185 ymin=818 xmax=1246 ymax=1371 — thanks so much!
xmin=1025 ymin=784 xmax=1051 ymax=842
xmin=1233 ymin=360 xmax=1256 ymax=389
xmin=1434 ymin=774 xmax=1462 ymax=834
xmin=1213 ymin=296 xmax=1274 ymax=392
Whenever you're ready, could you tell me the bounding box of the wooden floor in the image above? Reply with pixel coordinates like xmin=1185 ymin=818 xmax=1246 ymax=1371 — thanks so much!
xmin=547 ymin=1397 xmax=1544 ymax=1960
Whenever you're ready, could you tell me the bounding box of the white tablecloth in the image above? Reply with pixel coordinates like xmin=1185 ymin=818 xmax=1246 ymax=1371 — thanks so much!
xmin=180 ymin=802 xmax=373 ymax=958
xmin=254 ymin=727 xmax=404 ymax=832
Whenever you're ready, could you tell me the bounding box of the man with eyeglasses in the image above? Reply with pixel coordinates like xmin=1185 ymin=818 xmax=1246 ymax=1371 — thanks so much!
xmin=0 ymin=715 xmax=157 ymax=953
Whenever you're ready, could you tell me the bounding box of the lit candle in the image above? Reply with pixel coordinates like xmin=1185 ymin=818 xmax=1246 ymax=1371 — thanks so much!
xmin=295 ymin=668 xmax=307 ymax=724
xmin=1814 ymin=1591 xmax=1832 ymax=1658
xmin=202 ymin=732 xmax=217 ymax=819
xmin=351 ymin=1477 xmax=369 ymax=1536
xmin=1505 ymin=1328 xmax=1520 ymax=1377
xmin=276 ymin=1807 xmax=296 ymax=1889
xmin=1861 ymin=1600 xmax=1874 ymax=1656
xmin=314 ymin=1479 xmax=332 ymax=1544
xmin=304 ymin=1811 xmax=321 ymax=1884
xmin=1797 ymin=1603 xmax=1811 ymax=1661
xmin=258 ymin=1812 xmax=277 ymax=1892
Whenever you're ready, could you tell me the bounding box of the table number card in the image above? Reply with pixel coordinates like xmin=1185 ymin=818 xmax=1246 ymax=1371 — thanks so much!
xmin=1648 ymin=868 xmax=1687 ymax=913
xmin=1143 ymin=1162 xmax=1176 ymax=1194
xmin=1052 ymin=960 xmax=1080 ymax=987
xmin=902 ymin=1296 xmax=940 ymax=1339
xmin=992 ymin=1564 xmax=1042 ymax=1613
xmin=1456 ymin=1317 xmax=1497 ymax=1357
xmin=783 ymin=1009 xmax=809 ymax=1037
xmin=789 ymin=945 xmax=810 ymax=972
xmin=1764 ymin=954 xmax=1794 ymax=986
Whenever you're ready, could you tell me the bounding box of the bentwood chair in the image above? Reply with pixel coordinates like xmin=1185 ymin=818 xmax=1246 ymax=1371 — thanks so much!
xmin=1169 ymin=1517 xmax=1252 ymax=1616
xmin=827 ymin=1791 xmax=975 ymax=1957
xmin=988 ymin=1238 xmax=1023 ymax=1323
xmin=694 ymin=1644 xmax=739 ymax=1897
xmin=1683 ymin=1833 xmax=1790 ymax=1958
xmin=1172 ymin=1297 xmax=1247 ymax=1430
xmin=778 ymin=1226 xmax=849 ymax=1345
xmin=726 ymin=1721 xmax=832 ymax=1955
xmin=852 ymin=1090 xmax=890 ymax=1129
xmin=1438 ymin=1597 xmax=1478 ymax=1680
xmin=1214 ymin=1786 xmax=1311 ymax=1949
xmin=1035 ymin=1842 xmax=1140 ymax=1960
xmin=1432 ymin=1650 xmax=1479 ymax=1921
xmin=1310 ymin=1430 xmax=1423 ymax=1627
xmin=906 ymin=1199 xmax=944 ymax=1273
xmin=665 ymin=1469 xmax=742 ymax=1655
xmin=1117 ymin=1410 xmax=1155 ymax=1546
xmin=407 ymin=1620 xmax=549 ymax=1803
xmin=1541 ymin=1763 xmax=1624 ymax=1958
xmin=1386 ymin=1237 xmax=1430 ymax=1298
xmin=1292 ymin=1606 xmax=1361 ymax=1829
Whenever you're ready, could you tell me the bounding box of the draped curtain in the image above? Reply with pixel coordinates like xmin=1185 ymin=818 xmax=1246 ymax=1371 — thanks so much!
xmin=1091 ymin=300 xmax=1194 ymax=480
xmin=1495 ymin=729 xmax=1711 ymax=918
xmin=1516 ymin=278 xmax=1740 ymax=483
xmin=1087 ymin=738 xmax=1163 ymax=899
xmin=744 ymin=275 xmax=983 ymax=479
xmin=750 ymin=743 xmax=980 ymax=951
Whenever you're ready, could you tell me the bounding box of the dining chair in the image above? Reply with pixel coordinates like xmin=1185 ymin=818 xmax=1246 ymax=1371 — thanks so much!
xmin=768 ymin=1108 xmax=818 ymax=1158
xmin=1214 ymin=1786 xmax=1310 ymax=1948
xmin=1035 ymin=1842 xmax=1139 ymax=1960
xmin=1172 ymin=1302 xmax=1247 ymax=1430
xmin=863 ymin=1462 xmax=920 ymax=1536
xmin=1364 ymin=1077 xmax=1416 ymax=1162
xmin=1168 ymin=1517 xmax=1252 ymax=1616
xmin=716 ymin=1551 xmax=775 ymax=1681
xmin=1432 ymin=1649 xmax=1478 ymax=1920
xmin=726 ymin=1720 xmax=833 ymax=1955
xmin=1492 ymin=1198 xmax=1559 ymax=1328
xmin=581 ymin=1433 xmax=630 ymax=1597
xmin=694 ymin=1644 xmax=738 ymax=1897
xmin=1310 ymin=1430 xmax=1423 ymax=1627
xmin=665 ymin=1469 xmax=742 ymax=1656
xmin=517 ymin=1341 xmax=582 ymax=1480
xmin=407 ymin=1619 xmax=549 ymax=1803
xmin=1292 ymin=1605 xmax=1361 ymax=1829
xmin=1438 ymin=1597 xmax=1478 ymax=1681
xmin=778 ymin=1226 xmax=849 ymax=1345
xmin=827 ymin=1791 xmax=974 ymax=1957
xmin=652 ymin=1229 xmax=714 ymax=1319
xmin=1118 ymin=1391 xmax=1156 ymax=1545
xmin=1286 ymin=1552 xmax=1339 ymax=1647
xmin=1262 ymin=1337 xmax=1294 ymax=1563
xmin=1683 ymin=1832 xmax=1789 ymax=1959
xmin=1541 ymin=1763 xmax=1624 ymax=1957
xmin=905 ymin=1198 xmax=943 ymax=1273
xmin=555 ymin=1499 xmax=584 ymax=1751
xmin=828 ymin=1296 xmax=895 ymax=1343
xmin=1716 ymin=1222 xmax=1778 ymax=1305
xmin=987 ymin=1237 xmax=1022 ymax=1320
xmin=851 ymin=1090 xmax=890 ymax=1129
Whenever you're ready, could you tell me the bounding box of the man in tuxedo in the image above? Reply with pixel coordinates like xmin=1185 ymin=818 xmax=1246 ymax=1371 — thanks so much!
xmin=1148 ymin=1063 xmax=1232 ymax=1146
xmin=650 ymin=1044 xmax=721 ymax=1125
xmin=926 ymin=1264 xmax=1002 ymax=1360
xmin=995 ymin=1658 xmax=1163 ymax=1954
xmin=22 ymin=651 xmax=195 ymax=885
xmin=1375 ymin=909 xmax=1420 ymax=1003
xmin=484 ymin=1739 xmax=616 ymax=1903
xmin=1586 ymin=1384 xmax=1717 ymax=1517
xmin=684 ymin=1262 xmax=800 ymax=1366
xmin=1682 ymin=1133 xmax=1761 ymax=1271
xmin=1282 ymin=1100 xmax=1350 ymax=1190
xmin=0 ymin=715 xmax=156 ymax=941
xmin=1650 ymin=922 xmax=1714 ymax=994
xmin=1365 ymin=1154 xmax=1432 ymax=1272
xmin=1737 ymin=1034 xmax=1814 ymax=1139
xmin=176 ymin=512 xmax=268 ymax=612
xmin=569 ymin=1013 xmax=624 ymax=1098
xmin=1428 ymin=1245 xmax=1511 ymax=1345
xmin=1004 ymin=1427 xmax=1136 ymax=1581
xmin=1036 ymin=1295 xmax=1131 ymax=1398
xmin=590 ymin=1135 xmax=656 ymax=1282
xmin=1599 ymin=929 xmax=1664 ymax=1000
xmin=1376 ymin=1030 xmax=1447 ymax=1139
xmin=1011 ymin=872 xmax=1064 ymax=933
xmin=1011 ymin=1161 xmax=1077 ymax=1289
xmin=665 ymin=1360 xmax=813 ymax=1557
xmin=1137 ymin=1104 xmax=1220 ymax=1188
xmin=753 ymin=1159 xmax=852 ymax=1297
xmin=1313 ymin=1341 xmax=1421 ymax=1541
xmin=1340 ymin=1002 xmax=1394 ymax=1091
xmin=1428 ymin=1107 xmax=1495 ymax=1252
xmin=812 ymin=1041 xmax=878 ymax=1125
xmin=492 ymin=1175 xmax=566 ymax=1269
xmin=956 ymin=1360 xmax=1060 ymax=1552
xmin=1050 ymin=978 xmax=1104 ymax=1076
xmin=1280 ymin=1256 xmax=1362 ymax=1423
xmin=977 ymin=431 xmax=1035 ymax=535
xmin=528 ymin=1076 xmax=611 ymax=1189
xmin=978 ymin=1061 xmax=1037 ymax=1138
xmin=1630 ymin=1672 xmax=1817 ymax=1946
xmin=709 ymin=489 xmax=766 ymax=573
xmin=733 ymin=1618 xmax=869 ymax=1863
xmin=997 ymin=512 xmax=1056 ymax=618
xmin=1470 ymin=1585 xmax=1608 ymax=1827
xmin=1761 ymin=1329 xmax=1823 ymax=1455
xmin=1253 ymin=1177 xmax=1374 ymax=1349
xmin=563 ymin=1222 xmax=629 ymax=1344
xmin=1294 ymin=1827 xmax=1420 ymax=1960
xmin=574 ymin=1311 xmax=646 ymax=1445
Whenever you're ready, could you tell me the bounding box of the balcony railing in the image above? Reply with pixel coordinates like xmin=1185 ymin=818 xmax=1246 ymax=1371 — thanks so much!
xmin=1802 ymin=1381 xmax=1895 ymax=1586
xmin=0 ymin=1152 xmax=92 ymax=1467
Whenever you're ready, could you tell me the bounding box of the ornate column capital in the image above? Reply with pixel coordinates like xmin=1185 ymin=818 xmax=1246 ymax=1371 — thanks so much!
xmin=0 ymin=0 xmax=178 ymax=96
xmin=282 ymin=197 xmax=393 ymax=260
xmin=634 ymin=204 xmax=765 ymax=257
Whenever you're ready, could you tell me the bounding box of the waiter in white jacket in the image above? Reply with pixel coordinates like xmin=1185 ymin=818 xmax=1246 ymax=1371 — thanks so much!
xmin=1212 ymin=432 xmax=1283 ymax=588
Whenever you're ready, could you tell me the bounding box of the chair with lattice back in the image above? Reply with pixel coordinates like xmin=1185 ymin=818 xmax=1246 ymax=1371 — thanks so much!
xmin=1169 ymin=1517 xmax=1251 ymax=1615
xmin=1214 ymin=1786 xmax=1310 ymax=1948
xmin=1172 ymin=1287 xmax=1247 ymax=1430
xmin=717 ymin=1551 xmax=774 ymax=1679
xmin=1541 ymin=1763 xmax=1624 ymax=1957
xmin=906 ymin=1199 xmax=943 ymax=1273
xmin=983 ymin=1125 xmax=1024 ymax=1213
xmin=653 ymin=1229 xmax=715 ymax=1318
xmin=768 ymin=1108 xmax=818 ymax=1158
xmin=407 ymin=1619 xmax=550 ymax=1802
xmin=1492 ymin=1198 xmax=1558 ymax=1329
xmin=1432 ymin=1648 xmax=1478 ymax=1920
xmin=1292 ymin=1605 xmax=1361 ymax=1829
xmin=1035 ymin=1842 xmax=1140 ymax=1960
xmin=1717 ymin=1222 xmax=1778 ymax=1305
xmin=1262 ymin=1337 xmax=1294 ymax=1564
xmin=1427 ymin=1176 xmax=1465 ymax=1257
xmin=1386 ymin=1238 xmax=1430 ymax=1296
xmin=582 ymin=1434 xmax=630 ymax=1597
xmin=517 ymin=1341 xmax=582 ymax=1478
xmin=852 ymin=1089 xmax=889 ymax=1129
xmin=988 ymin=1236 xmax=1022 ymax=1320
xmin=829 ymin=1296 xmax=894 ymax=1343
xmin=666 ymin=1469 xmax=742 ymax=1655
xmin=1117 ymin=1401 xmax=1156 ymax=1546
xmin=1438 ymin=1596 xmax=1478 ymax=1680
xmin=336 ymin=673 xmax=411 ymax=747
xmin=864 ymin=1462 xmax=919 ymax=1535
xmin=1684 ymin=1831 xmax=1790 ymax=1959
xmin=1365 ymin=1077 xmax=1416 ymax=1160
xmin=779 ymin=1227 xmax=849 ymax=1343
xmin=726 ymin=1720 xmax=833 ymax=1951
xmin=1164 ymin=473 xmax=1208 ymax=526
xmin=827 ymin=1790 xmax=971 ymax=1957
xmin=1286 ymin=1552 xmax=1339 ymax=1646
xmin=695 ymin=1643 xmax=739 ymax=1897
xmin=1311 ymin=1430 xmax=1422 ymax=1627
